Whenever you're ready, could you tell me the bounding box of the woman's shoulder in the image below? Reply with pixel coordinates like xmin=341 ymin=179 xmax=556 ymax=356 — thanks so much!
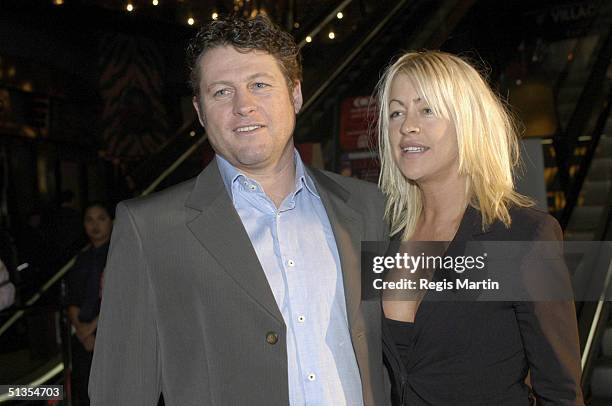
xmin=505 ymin=206 xmax=562 ymax=241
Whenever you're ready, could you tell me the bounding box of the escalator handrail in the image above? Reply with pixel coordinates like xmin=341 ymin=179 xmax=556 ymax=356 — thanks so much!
xmin=297 ymin=0 xmax=354 ymax=49
xmin=580 ymin=242 xmax=612 ymax=380
xmin=299 ymin=0 xmax=410 ymax=114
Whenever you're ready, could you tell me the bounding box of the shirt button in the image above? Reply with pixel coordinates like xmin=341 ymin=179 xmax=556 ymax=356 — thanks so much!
xmin=287 ymin=259 xmax=295 ymax=267
xmin=249 ymin=184 xmax=256 ymax=191
xmin=307 ymin=373 xmax=316 ymax=381
xmin=297 ymin=315 xmax=305 ymax=323
xmin=266 ymin=331 xmax=279 ymax=345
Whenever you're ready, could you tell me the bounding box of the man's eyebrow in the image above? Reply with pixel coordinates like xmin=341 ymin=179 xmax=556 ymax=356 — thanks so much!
xmin=206 ymin=72 xmax=277 ymax=91
xmin=206 ymin=80 xmax=232 ymax=91
xmin=246 ymin=72 xmax=276 ymax=81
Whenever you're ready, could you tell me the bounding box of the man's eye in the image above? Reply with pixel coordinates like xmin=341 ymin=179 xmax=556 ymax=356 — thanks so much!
xmin=213 ymin=88 xmax=230 ymax=97
xmin=253 ymin=82 xmax=270 ymax=89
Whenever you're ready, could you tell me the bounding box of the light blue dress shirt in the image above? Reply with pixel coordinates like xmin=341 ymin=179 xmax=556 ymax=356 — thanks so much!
xmin=216 ymin=151 xmax=363 ymax=406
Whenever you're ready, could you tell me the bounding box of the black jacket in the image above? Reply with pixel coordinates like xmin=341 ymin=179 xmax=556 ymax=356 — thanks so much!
xmin=382 ymin=206 xmax=584 ymax=406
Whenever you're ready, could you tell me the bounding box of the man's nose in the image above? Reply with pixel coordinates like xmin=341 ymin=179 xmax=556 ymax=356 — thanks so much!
xmin=233 ymin=90 xmax=257 ymax=116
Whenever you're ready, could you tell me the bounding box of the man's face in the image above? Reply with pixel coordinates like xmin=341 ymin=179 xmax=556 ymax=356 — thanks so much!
xmin=192 ymin=46 xmax=303 ymax=173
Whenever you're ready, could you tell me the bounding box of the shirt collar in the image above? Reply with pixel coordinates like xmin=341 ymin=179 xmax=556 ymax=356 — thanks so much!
xmin=215 ymin=149 xmax=320 ymax=202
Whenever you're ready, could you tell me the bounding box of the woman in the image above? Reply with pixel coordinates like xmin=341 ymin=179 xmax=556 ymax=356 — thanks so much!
xmin=65 ymin=202 xmax=113 ymax=406
xmin=376 ymin=51 xmax=583 ymax=405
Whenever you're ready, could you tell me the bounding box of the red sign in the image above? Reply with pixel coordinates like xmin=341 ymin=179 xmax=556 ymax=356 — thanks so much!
xmin=339 ymin=96 xmax=377 ymax=151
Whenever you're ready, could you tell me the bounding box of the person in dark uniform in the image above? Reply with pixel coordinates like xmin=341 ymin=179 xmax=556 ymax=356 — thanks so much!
xmin=375 ymin=51 xmax=583 ymax=405
xmin=65 ymin=202 xmax=113 ymax=406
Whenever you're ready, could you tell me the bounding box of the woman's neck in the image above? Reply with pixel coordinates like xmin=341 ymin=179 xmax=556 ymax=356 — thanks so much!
xmin=413 ymin=174 xmax=469 ymax=241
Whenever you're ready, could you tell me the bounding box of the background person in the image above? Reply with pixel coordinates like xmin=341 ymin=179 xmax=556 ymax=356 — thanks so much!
xmin=376 ymin=50 xmax=583 ymax=405
xmin=65 ymin=202 xmax=113 ymax=406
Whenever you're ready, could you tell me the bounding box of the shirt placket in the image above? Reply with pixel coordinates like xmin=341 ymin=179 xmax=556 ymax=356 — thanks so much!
xmin=277 ymin=198 xmax=322 ymax=404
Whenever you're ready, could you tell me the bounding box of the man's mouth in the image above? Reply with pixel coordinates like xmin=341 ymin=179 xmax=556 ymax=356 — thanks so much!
xmin=234 ymin=125 xmax=264 ymax=133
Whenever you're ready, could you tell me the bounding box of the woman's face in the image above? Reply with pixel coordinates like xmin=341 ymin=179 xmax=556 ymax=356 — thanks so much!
xmin=388 ymin=74 xmax=460 ymax=185
xmin=84 ymin=206 xmax=112 ymax=246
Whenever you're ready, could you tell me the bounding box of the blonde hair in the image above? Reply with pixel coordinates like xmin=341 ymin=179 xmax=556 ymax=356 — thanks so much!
xmin=376 ymin=51 xmax=533 ymax=239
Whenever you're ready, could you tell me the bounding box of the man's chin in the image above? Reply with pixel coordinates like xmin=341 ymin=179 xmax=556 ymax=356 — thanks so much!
xmin=236 ymin=154 xmax=271 ymax=169
xmin=234 ymin=146 xmax=276 ymax=167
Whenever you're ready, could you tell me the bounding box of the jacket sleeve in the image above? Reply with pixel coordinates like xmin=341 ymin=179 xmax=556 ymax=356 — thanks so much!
xmin=89 ymin=201 xmax=162 ymax=405
xmin=514 ymin=215 xmax=584 ymax=405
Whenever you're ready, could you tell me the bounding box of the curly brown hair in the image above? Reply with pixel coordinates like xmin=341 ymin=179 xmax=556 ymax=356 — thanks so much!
xmin=186 ymin=14 xmax=302 ymax=97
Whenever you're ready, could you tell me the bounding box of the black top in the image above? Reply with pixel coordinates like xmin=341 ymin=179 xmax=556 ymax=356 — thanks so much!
xmin=382 ymin=206 xmax=584 ymax=406
xmin=65 ymin=242 xmax=109 ymax=322
xmin=384 ymin=317 xmax=414 ymax=368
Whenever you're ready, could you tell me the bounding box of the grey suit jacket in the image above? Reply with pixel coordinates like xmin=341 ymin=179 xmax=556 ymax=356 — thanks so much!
xmin=89 ymin=159 xmax=389 ymax=405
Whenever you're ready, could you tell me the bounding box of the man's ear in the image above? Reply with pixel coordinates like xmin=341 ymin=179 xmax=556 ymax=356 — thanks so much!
xmin=292 ymin=81 xmax=303 ymax=114
xmin=192 ymin=96 xmax=206 ymax=127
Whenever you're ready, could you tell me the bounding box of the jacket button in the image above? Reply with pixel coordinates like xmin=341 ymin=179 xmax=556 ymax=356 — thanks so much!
xmin=266 ymin=331 xmax=279 ymax=345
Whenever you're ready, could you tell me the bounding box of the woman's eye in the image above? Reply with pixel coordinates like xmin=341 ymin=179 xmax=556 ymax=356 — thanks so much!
xmin=390 ymin=111 xmax=403 ymax=119
xmin=423 ymin=107 xmax=434 ymax=116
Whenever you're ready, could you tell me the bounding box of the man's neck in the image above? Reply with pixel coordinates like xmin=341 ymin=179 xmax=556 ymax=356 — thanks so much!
xmin=240 ymin=155 xmax=297 ymax=208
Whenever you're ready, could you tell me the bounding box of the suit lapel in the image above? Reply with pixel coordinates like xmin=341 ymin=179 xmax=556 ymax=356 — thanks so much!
xmin=185 ymin=161 xmax=284 ymax=324
xmin=309 ymin=169 xmax=364 ymax=329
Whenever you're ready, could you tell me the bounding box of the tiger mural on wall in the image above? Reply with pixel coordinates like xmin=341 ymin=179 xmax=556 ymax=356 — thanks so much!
xmin=98 ymin=32 xmax=169 ymax=171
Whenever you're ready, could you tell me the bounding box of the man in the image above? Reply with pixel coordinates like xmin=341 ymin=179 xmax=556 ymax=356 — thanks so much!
xmin=90 ymin=15 xmax=388 ymax=405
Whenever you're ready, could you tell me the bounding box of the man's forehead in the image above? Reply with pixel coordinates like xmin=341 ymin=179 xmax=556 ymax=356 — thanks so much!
xmin=199 ymin=45 xmax=283 ymax=84
xmin=199 ymin=46 xmax=279 ymax=76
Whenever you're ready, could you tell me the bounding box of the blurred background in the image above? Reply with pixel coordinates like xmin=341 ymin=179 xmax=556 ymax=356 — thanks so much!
xmin=0 ymin=0 xmax=611 ymax=404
